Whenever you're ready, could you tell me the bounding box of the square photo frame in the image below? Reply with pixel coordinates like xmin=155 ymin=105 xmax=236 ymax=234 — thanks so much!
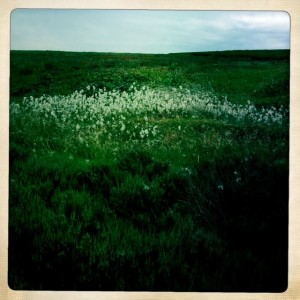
xmin=1 ymin=0 xmax=299 ymax=299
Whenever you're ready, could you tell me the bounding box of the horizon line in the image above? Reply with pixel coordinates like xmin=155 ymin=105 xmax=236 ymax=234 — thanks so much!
xmin=10 ymin=48 xmax=290 ymax=55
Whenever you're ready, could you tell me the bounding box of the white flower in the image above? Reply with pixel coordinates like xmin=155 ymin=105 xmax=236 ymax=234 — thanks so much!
xmin=143 ymin=184 xmax=150 ymax=191
xmin=217 ymin=184 xmax=224 ymax=191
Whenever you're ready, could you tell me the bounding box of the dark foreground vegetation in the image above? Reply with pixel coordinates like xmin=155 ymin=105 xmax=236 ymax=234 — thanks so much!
xmin=9 ymin=49 xmax=289 ymax=291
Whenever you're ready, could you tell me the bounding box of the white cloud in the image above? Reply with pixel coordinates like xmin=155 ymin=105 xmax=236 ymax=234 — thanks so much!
xmin=230 ymin=12 xmax=290 ymax=30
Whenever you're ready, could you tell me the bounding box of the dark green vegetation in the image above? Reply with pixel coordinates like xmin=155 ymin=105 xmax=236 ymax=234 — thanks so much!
xmin=9 ymin=50 xmax=289 ymax=291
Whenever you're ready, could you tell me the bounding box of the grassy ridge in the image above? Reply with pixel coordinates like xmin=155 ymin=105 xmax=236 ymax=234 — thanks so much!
xmin=10 ymin=49 xmax=289 ymax=107
xmin=9 ymin=50 xmax=289 ymax=291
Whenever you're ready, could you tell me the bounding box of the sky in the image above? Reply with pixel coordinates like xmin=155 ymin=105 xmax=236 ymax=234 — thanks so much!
xmin=10 ymin=10 xmax=290 ymax=53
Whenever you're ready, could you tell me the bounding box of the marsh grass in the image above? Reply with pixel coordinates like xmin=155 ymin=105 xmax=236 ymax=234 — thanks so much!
xmin=9 ymin=50 xmax=289 ymax=291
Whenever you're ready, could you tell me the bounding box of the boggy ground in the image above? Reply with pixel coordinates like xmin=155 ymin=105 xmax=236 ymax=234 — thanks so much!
xmin=9 ymin=50 xmax=289 ymax=291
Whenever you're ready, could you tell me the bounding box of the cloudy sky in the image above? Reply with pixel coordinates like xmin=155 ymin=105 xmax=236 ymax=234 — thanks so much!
xmin=10 ymin=10 xmax=290 ymax=53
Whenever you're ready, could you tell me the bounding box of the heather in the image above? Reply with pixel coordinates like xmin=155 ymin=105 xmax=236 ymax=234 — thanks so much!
xmin=9 ymin=50 xmax=289 ymax=291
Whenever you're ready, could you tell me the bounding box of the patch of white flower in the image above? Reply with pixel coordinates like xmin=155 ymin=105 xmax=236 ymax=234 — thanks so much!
xmin=10 ymin=84 xmax=288 ymax=147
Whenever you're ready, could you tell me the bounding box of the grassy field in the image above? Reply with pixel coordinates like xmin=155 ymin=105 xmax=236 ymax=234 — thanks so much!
xmin=9 ymin=49 xmax=289 ymax=291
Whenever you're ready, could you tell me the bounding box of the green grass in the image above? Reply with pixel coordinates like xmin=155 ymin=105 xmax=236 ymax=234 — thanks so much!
xmin=10 ymin=49 xmax=289 ymax=107
xmin=9 ymin=49 xmax=289 ymax=291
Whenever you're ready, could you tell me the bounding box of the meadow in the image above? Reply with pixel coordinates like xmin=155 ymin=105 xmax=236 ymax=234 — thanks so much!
xmin=9 ymin=50 xmax=289 ymax=291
